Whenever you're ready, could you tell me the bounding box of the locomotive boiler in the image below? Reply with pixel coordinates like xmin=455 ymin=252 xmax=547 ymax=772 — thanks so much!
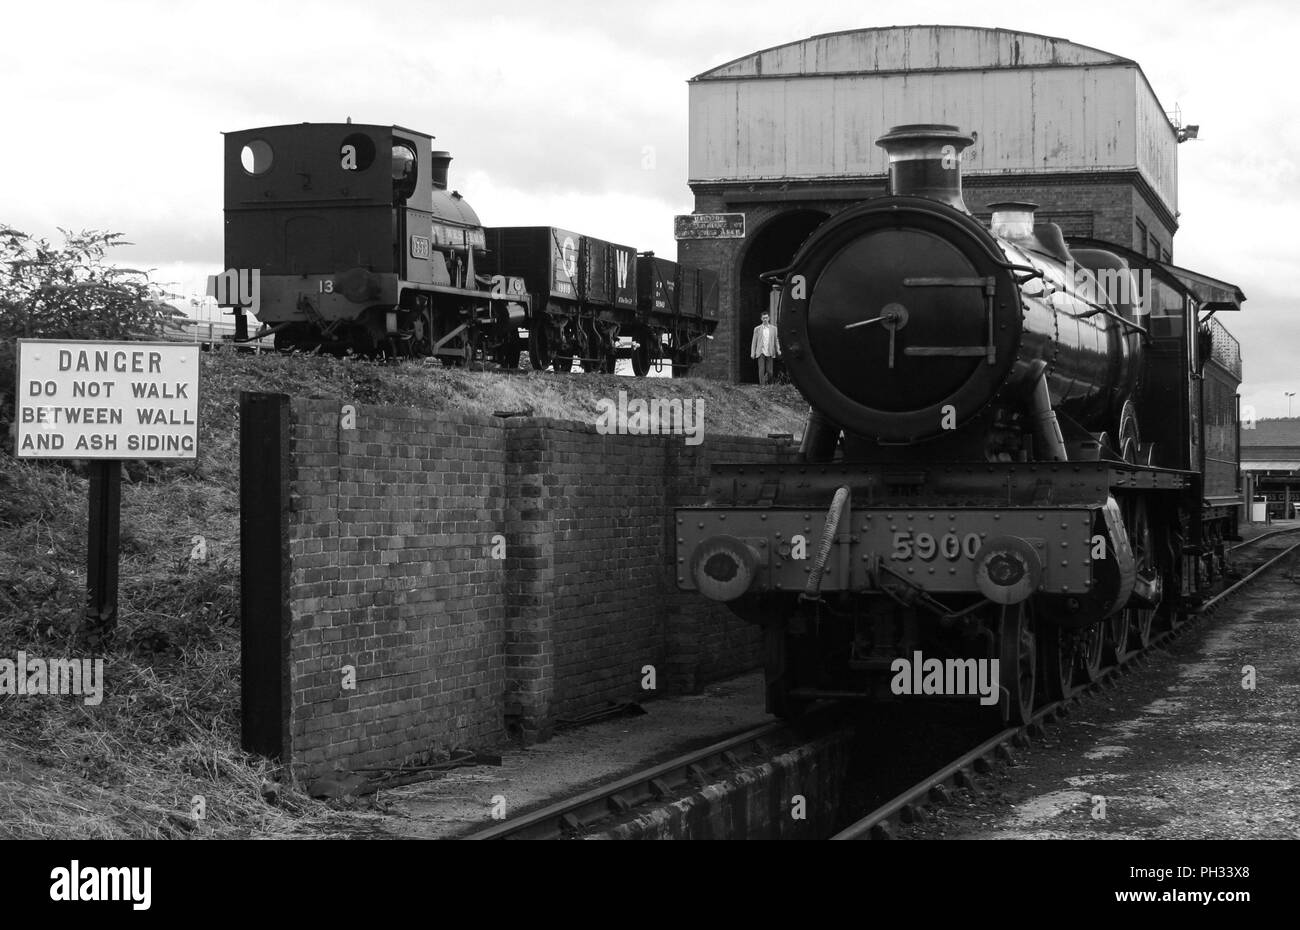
xmin=676 ymin=124 xmax=1243 ymax=726
xmin=783 ymin=124 xmax=1143 ymax=462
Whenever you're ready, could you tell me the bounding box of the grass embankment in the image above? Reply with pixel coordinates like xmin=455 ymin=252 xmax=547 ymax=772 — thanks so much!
xmin=0 ymin=351 xmax=805 ymax=838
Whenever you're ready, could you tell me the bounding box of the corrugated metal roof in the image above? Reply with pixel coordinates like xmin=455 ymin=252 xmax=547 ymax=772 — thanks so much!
xmin=687 ymin=26 xmax=1179 ymax=215
xmin=688 ymin=65 xmax=1176 ymax=210
xmin=692 ymin=26 xmax=1130 ymax=80
xmin=1241 ymin=419 xmax=1300 ymax=448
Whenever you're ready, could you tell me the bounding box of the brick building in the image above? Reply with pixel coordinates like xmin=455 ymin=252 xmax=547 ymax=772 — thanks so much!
xmin=678 ymin=25 xmax=1189 ymax=382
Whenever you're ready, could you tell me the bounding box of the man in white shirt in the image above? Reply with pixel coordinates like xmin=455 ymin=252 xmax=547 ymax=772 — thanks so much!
xmin=750 ymin=312 xmax=780 ymax=385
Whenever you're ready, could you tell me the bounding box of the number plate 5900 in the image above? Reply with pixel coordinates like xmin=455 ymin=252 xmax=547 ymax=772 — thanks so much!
xmin=892 ymin=532 xmax=983 ymax=562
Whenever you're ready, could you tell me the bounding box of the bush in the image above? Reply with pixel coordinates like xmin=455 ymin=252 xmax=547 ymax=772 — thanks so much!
xmin=0 ymin=226 xmax=184 ymax=438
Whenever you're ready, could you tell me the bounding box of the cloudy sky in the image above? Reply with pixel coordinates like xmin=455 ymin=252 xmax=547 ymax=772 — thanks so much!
xmin=4 ymin=0 xmax=1296 ymax=414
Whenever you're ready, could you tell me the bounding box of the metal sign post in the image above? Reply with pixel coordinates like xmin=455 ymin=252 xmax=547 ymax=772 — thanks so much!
xmin=85 ymin=460 xmax=123 ymax=641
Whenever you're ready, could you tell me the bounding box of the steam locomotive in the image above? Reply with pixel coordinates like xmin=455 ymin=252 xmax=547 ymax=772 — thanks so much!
xmin=676 ymin=124 xmax=1245 ymax=725
xmin=212 ymin=123 xmax=717 ymax=375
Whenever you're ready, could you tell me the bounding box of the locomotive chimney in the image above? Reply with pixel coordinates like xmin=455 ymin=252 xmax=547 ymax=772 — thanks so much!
xmin=875 ymin=124 xmax=975 ymax=213
xmin=431 ymin=151 xmax=452 ymax=190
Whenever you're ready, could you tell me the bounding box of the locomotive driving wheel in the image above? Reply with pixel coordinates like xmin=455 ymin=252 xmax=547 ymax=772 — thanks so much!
xmin=1106 ymin=601 xmax=1131 ymax=665
xmin=1039 ymin=620 xmax=1104 ymax=701
xmin=1078 ymin=621 xmax=1105 ymax=683
xmin=1124 ymin=496 xmax=1158 ymax=652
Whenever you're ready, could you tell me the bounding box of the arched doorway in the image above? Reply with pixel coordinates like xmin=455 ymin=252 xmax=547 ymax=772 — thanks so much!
xmin=736 ymin=209 xmax=831 ymax=384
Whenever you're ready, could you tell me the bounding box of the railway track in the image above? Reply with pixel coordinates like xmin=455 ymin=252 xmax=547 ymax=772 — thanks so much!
xmin=459 ymin=722 xmax=791 ymax=840
xmin=830 ymin=529 xmax=1300 ymax=840
xmin=459 ymin=528 xmax=1300 ymax=841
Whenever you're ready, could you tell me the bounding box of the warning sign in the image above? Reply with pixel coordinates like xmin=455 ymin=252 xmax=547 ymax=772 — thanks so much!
xmin=674 ymin=213 xmax=746 ymax=240
xmin=14 ymin=340 xmax=201 ymax=460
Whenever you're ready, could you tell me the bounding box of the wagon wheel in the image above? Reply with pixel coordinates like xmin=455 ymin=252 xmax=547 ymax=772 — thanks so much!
xmin=988 ymin=601 xmax=1036 ymax=728
xmin=630 ymin=329 xmax=653 ymax=378
xmin=528 ymin=321 xmax=554 ymax=371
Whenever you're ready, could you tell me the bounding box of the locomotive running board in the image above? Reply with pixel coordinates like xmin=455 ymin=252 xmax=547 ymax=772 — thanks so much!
xmin=699 ymin=461 xmax=1194 ymax=509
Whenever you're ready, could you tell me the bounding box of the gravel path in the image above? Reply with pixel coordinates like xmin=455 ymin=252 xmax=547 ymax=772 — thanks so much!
xmin=903 ymin=549 xmax=1300 ymax=840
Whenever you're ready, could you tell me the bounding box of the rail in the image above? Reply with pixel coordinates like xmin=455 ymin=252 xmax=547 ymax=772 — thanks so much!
xmin=831 ymin=538 xmax=1300 ymax=839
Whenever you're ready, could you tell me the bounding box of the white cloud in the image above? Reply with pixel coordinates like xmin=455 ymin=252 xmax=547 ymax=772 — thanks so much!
xmin=3 ymin=0 xmax=1295 ymax=408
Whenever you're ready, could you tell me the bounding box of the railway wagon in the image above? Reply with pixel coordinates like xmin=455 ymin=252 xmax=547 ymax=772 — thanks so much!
xmin=212 ymin=121 xmax=718 ymax=375
xmin=632 ymin=256 xmax=719 ymax=376
xmin=481 ymin=226 xmax=636 ymax=373
xmin=675 ymin=124 xmax=1245 ymax=726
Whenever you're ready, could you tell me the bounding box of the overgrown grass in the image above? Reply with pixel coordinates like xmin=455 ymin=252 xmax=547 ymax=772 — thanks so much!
xmin=0 ymin=349 xmax=807 ymax=838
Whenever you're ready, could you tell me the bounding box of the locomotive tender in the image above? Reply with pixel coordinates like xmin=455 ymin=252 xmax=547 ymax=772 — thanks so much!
xmin=677 ymin=124 xmax=1245 ymax=725
xmin=214 ymin=122 xmax=717 ymax=374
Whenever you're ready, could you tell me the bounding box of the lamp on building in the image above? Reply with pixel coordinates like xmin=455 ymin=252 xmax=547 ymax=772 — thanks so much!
xmin=1177 ymin=124 xmax=1200 ymax=143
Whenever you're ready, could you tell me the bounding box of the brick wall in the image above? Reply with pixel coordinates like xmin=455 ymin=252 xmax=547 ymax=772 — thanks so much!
xmin=284 ymin=401 xmax=509 ymax=776
xmin=242 ymin=394 xmax=798 ymax=779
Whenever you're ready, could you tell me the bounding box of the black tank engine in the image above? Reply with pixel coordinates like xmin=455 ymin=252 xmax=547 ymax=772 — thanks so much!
xmin=213 ymin=122 xmax=717 ymax=375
